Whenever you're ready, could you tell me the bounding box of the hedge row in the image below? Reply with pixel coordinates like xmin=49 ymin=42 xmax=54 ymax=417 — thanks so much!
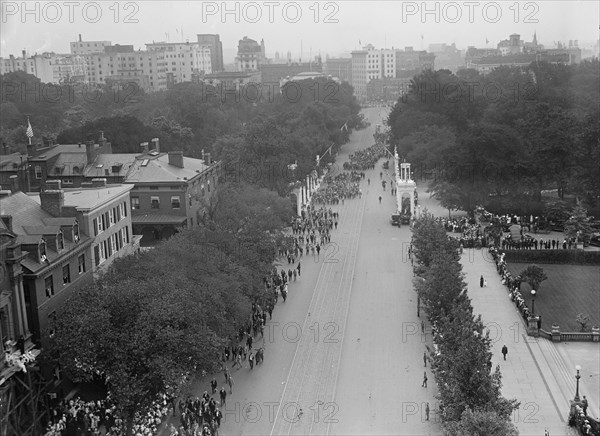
xmin=503 ymin=249 xmax=600 ymax=265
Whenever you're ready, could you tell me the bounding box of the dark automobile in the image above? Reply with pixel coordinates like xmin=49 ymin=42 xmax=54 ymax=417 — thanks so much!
xmin=391 ymin=214 xmax=401 ymax=226
xmin=400 ymin=213 xmax=411 ymax=225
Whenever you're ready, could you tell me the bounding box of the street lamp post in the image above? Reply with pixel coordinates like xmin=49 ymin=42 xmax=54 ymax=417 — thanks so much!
xmin=574 ymin=365 xmax=581 ymax=402
xmin=530 ymin=290 xmax=536 ymax=315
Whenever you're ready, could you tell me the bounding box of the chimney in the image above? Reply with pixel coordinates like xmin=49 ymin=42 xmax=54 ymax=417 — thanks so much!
xmin=9 ymin=175 xmax=19 ymax=193
xmin=140 ymin=142 xmax=149 ymax=153
xmin=86 ymin=140 xmax=95 ymax=164
xmin=79 ymin=34 xmax=82 ymax=42
xmin=168 ymin=151 xmax=184 ymax=168
xmin=22 ymin=49 xmax=26 ymax=59
xmin=91 ymin=178 xmax=107 ymax=187
xmin=205 ymin=153 xmax=211 ymax=165
xmin=151 ymin=137 xmax=160 ymax=153
xmin=40 ymin=180 xmax=64 ymax=217
xmin=99 ymin=131 xmax=107 ymax=147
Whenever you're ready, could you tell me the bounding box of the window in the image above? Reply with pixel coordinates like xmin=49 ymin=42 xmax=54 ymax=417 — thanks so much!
xmin=115 ymin=206 xmax=121 ymax=222
xmin=73 ymin=221 xmax=80 ymax=242
xmin=109 ymin=209 xmax=115 ymax=225
xmin=99 ymin=242 xmax=106 ymax=263
xmin=121 ymin=201 xmax=127 ymax=217
xmin=171 ymin=196 xmax=181 ymax=209
xmin=78 ymin=254 xmax=85 ymax=273
xmin=35 ymin=165 xmax=42 ymax=179
xmin=94 ymin=245 xmax=100 ymax=267
xmin=101 ymin=213 xmax=107 ymax=231
xmin=151 ymin=196 xmax=160 ymax=209
xmin=62 ymin=264 xmax=71 ymax=284
xmin=45 ymin=276 xmax=54 ymax=297
xmin=39 ymin=239 xmax=47 ymax=263
xmin=150 ymin=186 xmax=159 ymax=190
xmin=57 ymin=231 xmax=64 ymax=250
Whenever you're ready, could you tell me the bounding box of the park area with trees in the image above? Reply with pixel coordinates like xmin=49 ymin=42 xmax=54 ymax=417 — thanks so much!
xmin=386 ymin=60 xmax=600 ymax=220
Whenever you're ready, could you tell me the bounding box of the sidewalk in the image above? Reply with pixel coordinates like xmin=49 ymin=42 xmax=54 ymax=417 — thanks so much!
xmin=460 ymin=249 xmax=581 ymax=436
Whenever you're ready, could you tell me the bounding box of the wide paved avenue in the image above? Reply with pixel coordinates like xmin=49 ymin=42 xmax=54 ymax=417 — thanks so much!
xmin=162 ymin=106 xmax=600 ymax=436
xmin=211 ymin=107 xmax=442 ymax=436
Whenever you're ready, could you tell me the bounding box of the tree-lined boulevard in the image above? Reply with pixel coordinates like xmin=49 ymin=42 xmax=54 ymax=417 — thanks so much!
xmin=157 ymin=107 xmax=598 ymax=436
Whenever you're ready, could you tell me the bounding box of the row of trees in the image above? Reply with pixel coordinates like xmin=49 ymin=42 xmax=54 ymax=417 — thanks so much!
xmin=387 ymin=60 xmax=600 ymax=216
xmin=45 ymin=183 xmax=295 ymax=431
xmin=1 ymin=72 xmax=362 ymax=195
xmin=411 ymin=212 xmax=520 ymax=435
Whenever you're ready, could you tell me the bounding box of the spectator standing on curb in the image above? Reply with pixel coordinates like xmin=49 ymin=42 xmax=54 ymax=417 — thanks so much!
xmin=502 ymin=344 xmax=508 ymax=360
xmin=480 ymin=275 xmax=484 ymax=287
xmin=219 ymin=387 xmax=226 ymax=407
xmin=582 ymin=396 xmax=588 ymax=415
xmin=227 ymin=375 xmax=234 ymax=394
xmin=423 ymin=351 xmax=427 ymax=367
xmin=421 ymin=320 xmax=425 ymax=334
xmin=425 ymin=402 xmax=430 ymax=421
xmin=422 ymin=372 xmax=428 ymax=388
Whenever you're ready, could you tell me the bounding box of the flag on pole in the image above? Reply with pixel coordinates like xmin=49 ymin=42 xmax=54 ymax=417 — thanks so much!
xmin=26 ymin=117 xmax=34 ymax=144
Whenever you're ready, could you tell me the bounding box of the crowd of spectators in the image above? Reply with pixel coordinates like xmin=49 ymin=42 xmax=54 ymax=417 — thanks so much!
xmin=488 ymin=246 xmax=531 ymax=322
xmin=44 ymin=394 xmax=173 ymax=436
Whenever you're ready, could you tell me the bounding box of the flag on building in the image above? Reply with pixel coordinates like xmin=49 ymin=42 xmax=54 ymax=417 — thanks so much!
xmin=26 ymin=117 xmax=34 ymax=144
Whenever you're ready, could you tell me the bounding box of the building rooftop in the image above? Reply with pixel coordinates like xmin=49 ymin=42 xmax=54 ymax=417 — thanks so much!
xmin=84 ymin=153 xmax=139 ymax=179
xmin=61 ymin=184 xmax=133 ymax=210
xmin=28 ymin=143 xmax=88 ymax=161
xmin=0 ymin=192 xmax=53 ymax=234
xmin=123 ymin=153 xmax=211 ymax=183
xmin=0 ymin=153 xmax=26 ymax=171
xmin=48 ymin=152 xmax=88 ymax=176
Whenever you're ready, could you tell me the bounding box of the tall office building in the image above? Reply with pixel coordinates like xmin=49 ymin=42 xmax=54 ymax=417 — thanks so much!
xmin=197 ymin=34 xmax=224 ymax=72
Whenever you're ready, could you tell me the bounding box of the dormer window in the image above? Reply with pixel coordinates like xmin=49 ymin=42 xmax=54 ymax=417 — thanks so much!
xmin=57 ymin=231 xmax=64 ymax=251
xmin=39 ymin=239 xmax=47 ymax=263
xmin=73 ymin=221 xmax=80 ymax=243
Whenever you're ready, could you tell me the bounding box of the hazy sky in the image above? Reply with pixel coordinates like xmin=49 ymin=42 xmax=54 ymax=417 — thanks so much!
xmin=1 ymin=1 xmax=599 ymax=62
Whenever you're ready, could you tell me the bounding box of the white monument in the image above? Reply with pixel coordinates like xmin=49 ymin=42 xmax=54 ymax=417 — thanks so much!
xmin=395 ymin=151 xmax=417 ymax=217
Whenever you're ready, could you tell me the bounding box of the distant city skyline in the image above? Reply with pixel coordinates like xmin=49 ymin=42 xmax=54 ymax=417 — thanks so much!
xmin=1 ymin=1 xmax=598 ymax=62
